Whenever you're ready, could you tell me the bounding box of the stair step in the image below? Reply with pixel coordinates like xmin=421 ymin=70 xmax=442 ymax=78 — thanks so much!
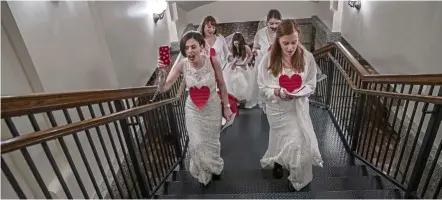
xmin=164 ymin=176 xmax=382 ymax=195
xmin=157 ymin=189 xmax=402 ymax=199
xmin=173 ymin=165 xmax=367 ymax=182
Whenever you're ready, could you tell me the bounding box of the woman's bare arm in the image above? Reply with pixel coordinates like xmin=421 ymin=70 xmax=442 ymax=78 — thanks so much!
xmin=211 ymin=57 xmax=230 ymax=106
xmin=158 ymin=60 xmax=184 ymax=92
xmin=244 ymin=45 xmax=254 ymax=66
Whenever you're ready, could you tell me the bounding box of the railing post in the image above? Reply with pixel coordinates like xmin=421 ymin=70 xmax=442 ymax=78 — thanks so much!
xmin=166 ymin=103 xmax=185 ymax=170
xmin=310 ymin=26 xmax=316 ymax=52
xmin=114 ymin=100 xmax=149 ymax=197
xmin=325 ymin=56 xmax=334 ymax=106
xmin=351 ymin=82 xmax=368 ymax=152
xmin=405 ymin=90 xmax=442 ymax=198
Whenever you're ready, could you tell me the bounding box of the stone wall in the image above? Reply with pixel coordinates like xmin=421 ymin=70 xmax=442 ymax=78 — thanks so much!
xmin=310 ymin=15 xmax=341 ymax=50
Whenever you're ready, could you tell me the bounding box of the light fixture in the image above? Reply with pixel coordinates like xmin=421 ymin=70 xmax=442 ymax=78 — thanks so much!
xmin=152 ymin=0 xmax=168 ymax=23
xmin=348 ymin=0 xmax=361 ymax=10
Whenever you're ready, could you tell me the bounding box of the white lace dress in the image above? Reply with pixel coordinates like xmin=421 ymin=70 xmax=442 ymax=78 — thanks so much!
xmin=183 ymin=57 xmax=224 ymax=185
xmin=257 ymin=51 xmax=324 ymax=191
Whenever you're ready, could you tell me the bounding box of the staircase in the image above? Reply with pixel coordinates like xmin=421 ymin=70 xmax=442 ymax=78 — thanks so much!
xmin=1 ymin=41 xmax=441 ymax=199
xmin=155 ymin=107 xmax=403 ymax=199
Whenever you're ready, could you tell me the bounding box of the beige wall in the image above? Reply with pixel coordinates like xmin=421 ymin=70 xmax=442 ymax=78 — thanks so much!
xmin=1 ymin=1 xmax=174 ymax=198
xmin=340 ymin=1 xmax=442 ymax=75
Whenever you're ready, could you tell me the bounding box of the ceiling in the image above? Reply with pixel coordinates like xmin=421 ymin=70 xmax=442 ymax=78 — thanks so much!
xmin=173 ymin=1 xmax=215 ymax=11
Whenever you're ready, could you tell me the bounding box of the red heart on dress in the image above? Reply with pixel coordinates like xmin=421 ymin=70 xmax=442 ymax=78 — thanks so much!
xmin=279 ymin=74 xmax=302 ymax=93
xmin=189 ymin=86 xmax=210 ymax=109
xmin=268 ymin=47 xmax=272 ymax=52
xmin=210 ymin=48 xmax=216 ymax=56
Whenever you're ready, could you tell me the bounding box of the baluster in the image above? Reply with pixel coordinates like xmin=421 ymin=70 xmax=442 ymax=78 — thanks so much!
xmin=114 ymin=100 xmax=150 ymax=197
xmin=351 ymin=82 xmax=368 ymax=152
xmin=4 ymin=118 xmax=52 ymax=199
xmin=405 ymin=89 xmax=442 ymax=198
xmin=2 ymin=158 xmax=26 ymax=199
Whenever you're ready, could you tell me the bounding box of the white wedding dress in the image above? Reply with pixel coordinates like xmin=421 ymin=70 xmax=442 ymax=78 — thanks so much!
xmin=257 ymin=50 xmax=324 ymax=191
xmin=252 ymin=27 xmax=274 ymax=111
xmin=183 ymin=57 xmax=224 ymax=185
xmin=204 ymin=35 xmax=232 ymax=93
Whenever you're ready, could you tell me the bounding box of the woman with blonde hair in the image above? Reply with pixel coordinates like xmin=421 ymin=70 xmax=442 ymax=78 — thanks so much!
xmin=257 ymin=19 xmax=323 ymax=191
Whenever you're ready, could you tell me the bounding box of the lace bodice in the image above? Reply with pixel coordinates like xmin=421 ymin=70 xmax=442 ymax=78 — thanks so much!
xmin=182 ymin=58 xmax=224 ymax=186
xmin=183 ymin=57 xmax=219 ymax=104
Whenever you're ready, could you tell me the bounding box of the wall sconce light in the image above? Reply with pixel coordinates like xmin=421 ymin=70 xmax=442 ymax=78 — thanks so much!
xmin=152 ymin=0 xmax=167 ymax=23
xmin=348 ymin=0 xmax=361 ymax=10
xmin=153 ymin=11 xmax=165 ymax=23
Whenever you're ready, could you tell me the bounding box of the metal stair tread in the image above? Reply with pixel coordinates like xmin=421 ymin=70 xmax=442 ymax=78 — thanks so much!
xmin=164 ymin=176 xmax=382 ymax=195
xmin=157 ymin=189 xmax=402 ymax=199
xmin=173 ymin=165 xmax=368 ymax=182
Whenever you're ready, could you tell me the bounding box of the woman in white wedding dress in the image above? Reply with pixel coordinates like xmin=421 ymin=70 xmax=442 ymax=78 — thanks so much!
xmin=251 ymin=9 xmax=282 ymax=112
xmin=157 ymin=31 xmax=233 ymax=185
xmin=199 ymin=16 xmax=233 ymax=93
xmin=226 ymin=32 xmax=254 ymax=104
xmin=257 ymin=19 xmax=323 ymax=191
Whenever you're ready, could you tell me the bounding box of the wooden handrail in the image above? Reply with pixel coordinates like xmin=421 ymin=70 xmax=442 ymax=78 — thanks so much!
xmin=1 ymin=79 xmax=186 ymax=154
xmin=312 ymin=43 xmax=334 ymax=56
xmin=361 ymin=74 xmax=442 ymax=84
xmin=327 ymin=53 xmax=442 ymax=104
xmin=1 ymin=86 xmax=157 ymax=118
xmin=334 ymin=42 xmax=371 ymax=77
xmin=312 ymin=42 xmax=442 ymax=85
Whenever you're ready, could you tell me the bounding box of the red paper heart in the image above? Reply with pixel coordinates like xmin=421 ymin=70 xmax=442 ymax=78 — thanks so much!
xmin=279 ymin=74 xmax=302 ymax=93
xmin=210 ymin=48 xmax=216 ymax=56
xmin=189 ymin=86 xmax=210 ymax=109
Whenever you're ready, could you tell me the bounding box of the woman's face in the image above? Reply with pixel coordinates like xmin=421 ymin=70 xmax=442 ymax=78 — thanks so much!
xmin=185 ymin=38 xmax=203 ymax=63
xmin=233 ymin=40 xmax=240 ymax=48
xmin=204 ymin=23 xmax=216 ymax=37
xmin=267 ymin=18 xmax=281 ymax=33
xmin=278 ymin=30 xmax=299 ymax=58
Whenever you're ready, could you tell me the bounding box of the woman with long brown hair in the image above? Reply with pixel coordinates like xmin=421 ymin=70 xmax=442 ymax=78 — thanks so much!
xmin=226 ymin=32 xmax=254 ymax=104
xmin=257 ymin=19 xmax=323 ymax=191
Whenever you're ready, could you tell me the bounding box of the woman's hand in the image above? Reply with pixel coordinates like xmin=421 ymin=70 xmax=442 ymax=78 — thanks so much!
xmin=274 ymin=88 xmax=294 ymax=101
xmin=281 ymin=88 xmax=295 ymax=100
xmin=157 ymin=57 xmax=169 ymax=70
xmin=252 ymin=48 xmax=260 ymax=56
xmin=223 ymin=106 xmax=233 ymax=121
xmin=239 ymin=64 xmax=247 ymax=70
